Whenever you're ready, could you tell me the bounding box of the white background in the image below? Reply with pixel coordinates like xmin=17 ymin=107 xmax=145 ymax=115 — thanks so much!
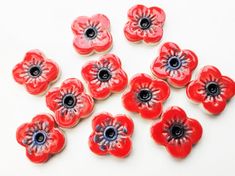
xmin=0 ymin=0 xmax=235 ymax=176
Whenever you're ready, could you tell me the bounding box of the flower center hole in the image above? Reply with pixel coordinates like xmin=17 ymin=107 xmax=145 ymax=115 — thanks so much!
xmin=137 ymin=89 xmax=152 ymax=102
xmin=170 ymin=124 xmax=185 ymax=139
xmin=63 ymin=94 xmax=76 ymax=108
xmin=85 ymin=27 xmax=97 ymax=39
xmin=29 ymin=66 xmax=42 ymax=77
xmin=139 ymin=17 xmax=151 ymax=30
xmin=104 ymin=126 xmax=117 ymax=141
xmin=98 ymin=68 xmax=112 ymax=82
xmin=206 ymin=82 xmax=220 ymax=96
xmin=34 ymin=131 xmax=47 ymax=145
xmin=168 ymin=57 xmax=182 ymax=69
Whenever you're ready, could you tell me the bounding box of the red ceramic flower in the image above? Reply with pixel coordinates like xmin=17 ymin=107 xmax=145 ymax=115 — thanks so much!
xmin=151 ymin=106 xmax=203 ymax=158
xmin=81 ymin=54 xmax=128 ymax=100
xmin=16 ymin=114 xmax=65 ymax=163
xmin=186 ymin=65 xmax=235 ymax=115
xmin=89 ymin=113 xmax=134 ymax=158
xmin=12 ymin=50 xmax=60 ymax=95
xmin=72 ymin=14 xmax=113 ymax=55
xmin=124 ymin=4 xmax=165 ymax=44
xmin=151 ymin=42 xmax=198 ymax=87
xmin=46 ymin=78 xmax=94 ymax=128
xmin=122 ymin=73 xmax=170 ymax=119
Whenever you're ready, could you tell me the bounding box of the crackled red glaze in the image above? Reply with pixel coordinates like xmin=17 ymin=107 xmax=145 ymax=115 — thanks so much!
xmin=124 ymin=4 xmax=165 ymax=44
xmin=72 ymin=14 xmax=113 ymax=55
xmin=89 ymin=113 xmax=134 ymax=158
xmin=16 ymin=114 xmax=65 ymax=163
xmin=12 ymin=50 xmax=60 ymax=95
xmin=186 ymin=65 xmax=235 ymax=115
xmin=81 ymin=54 xmax=128 ymax=100
xmin=151 ymin=106 xmax=203 ymax=158
xmin=151 ymin=42 xmax=198 ymax=87
xmin=46 ymin=78 xmax=94 ymax=128
xmin=122 ymin=73 xmax=170 ymax=119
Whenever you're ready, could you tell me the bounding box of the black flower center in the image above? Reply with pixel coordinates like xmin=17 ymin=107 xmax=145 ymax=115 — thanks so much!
xmin=34 ymin=131 xmax=47 ymax=145
xmin=98 ymin=68 xmax=112 ymax=82
xmin=206 ymin=82 xmax=221 ymax=96
xmin=139 ymin=17 xmax=152 ymax=30
xmin=168 ymin=57 xmax=182 ymax=70
xmin=29 ymin=66 xmax=42 ymax=77
xmin=104 ymin=126 xmax=118 ymax=141
xmin=169 ymin=124 xmax=185 ymax=139
xmin=85 ymin=27 xmax=97 ymax=39
xmin=137 ymin=89 xmax=153 ymax=102
xmin=62 ymin=94 xmax=77 ymax=108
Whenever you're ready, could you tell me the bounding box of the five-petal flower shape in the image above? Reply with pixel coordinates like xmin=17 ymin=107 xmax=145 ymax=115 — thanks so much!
xmin=81 ymin=54 xmax=128 ymax=100
xmin=46 ymin=78 xmax=94 ymax=128
xmin=72 ymin=14 xmax=113 ymax=55
xmin=124 ymin=4 xmax=165 ymax=44
xmin=186 ymin=65 xmax=235 ymax=115
xmin=16 ymin=114 xmax=65 ymax=163
xmin=12 ymin=50 xmax=60 ymax=95
xmin=151 ymin=106 xmax=203 ymax=158
xmin=89 ymin=113 xmax=134 ymax=158
xmin=151 ymin=42 xmax=198 ymax=87
xmin=122 ymin=73 xmax=170 ymax=119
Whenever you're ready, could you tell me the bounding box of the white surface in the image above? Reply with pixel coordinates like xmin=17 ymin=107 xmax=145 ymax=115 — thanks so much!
xmin=0 ymin=0 xmax=235 ymax=176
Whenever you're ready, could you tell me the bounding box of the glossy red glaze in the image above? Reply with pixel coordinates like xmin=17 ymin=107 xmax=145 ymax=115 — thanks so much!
xmin=124 ymin=4 xmax=165 ymax=44
xmin=186 ymin=65 xmax=235 ymax=115
xmin=16 ymin=114 xmax=65 ymax=163
xmin=89 ymin=112 xmax=134 ymax=158
xmin=46 ymin=78 xmax=94 ymax=128
xmin=122 ymin=73 xmax=170 ymax=119
xmin=12 ymin=50 xmax=60 ymax=95
xmin=151 ymin=42 xmax=198 ymax=88
xmin=81 ymin=54 xmax=128 ymax=100
xmin=151 ymin=106 xmax=203 ymax=159
xmin=72 ymin=14 xmax=113 ymax=55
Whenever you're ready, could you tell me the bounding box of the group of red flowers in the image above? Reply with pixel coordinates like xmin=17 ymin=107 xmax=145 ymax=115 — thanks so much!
xmin=13 ymin=4 xmax=235 ymax=163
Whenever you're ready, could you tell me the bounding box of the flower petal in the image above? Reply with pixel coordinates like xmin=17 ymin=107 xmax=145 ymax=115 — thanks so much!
xmin=122 ymin=91 xmax=139 ymax=112
xmin=159 ymin=42 xmax=181 ymax=58
xmin=140 ymin=101 xmax=163 ymax=119
xmin=127 ymin=4 xmax=149 ymax=21
xmin=219 ymin=76 xmax=235 ymax=100
xmin=81 ymin=60 xmax=98 ymax=82
xmin=26 ymin=150 xmax=50 ymax=163
xmin=110 ymin=70 xmax=128 ymax=92
xmin=152 ymin=78 xmax=170 ymax=101
xmin=161 ymin=106 xmax=187 ymax=124
xmin=151 ymin=56 xmax=169 ymax=79
xmin=12 ymin=63 xmax=26 ymax=84
xmin=79 ymin=93 xmax=94 ymax=117
xmin=143 ymin=26 xmax=163 ymax=44
xmin=23 ymin=49 xmax=45 ymax=63
xmin=49 ymin=128 xmax=66 ymax=154
xmin=198 ymin=65 xmax=222 ymax=82
xmin=43 ymin=59 xmax=60 ymax=82
xmin=88 ymin=83 xmax=111 ymax=100
xmin=114 ymin=115 xmax=134 ymax=136
xmin=89 ymin=132 xmax=108 ymax=155
xmin=130 ymin=73 xmax=152 ymax=89
xmin=99 ymin=54 xmax=122 ymax=71
xmin=124 ymin=21 xmax=142 ymax=42
xmin=181 ymin=49 xmax=198 ymax=71
xmin=16 ymin=123 xmax=29 ymax=146
xmin=46 ymin=87 xmax=61 ymax=111
xmin=91 ymin=14 xmax=110 ymax=30
xmin=31 ymin=114 xmax=55 ymax=131
xmin=186 ymin=80 xmax=205 ymax=103
xmin=202 ymin=96 xmax=227 ymax=114
xmin=185 ymin=118 xmax=203 ymax=145
xmin=149 ymin=6 xmax=166 ymax=24
xmin=151 ymin=122 xmax=166 ymax=145
xmin=61 ymin=78 xmax=84 ymax=95
xmin=92 ymin=113 xmax=113 ymax=131
xmin=25 ymin=79 xmax=49 ymax=95
xmin=93 ymin=31 xmax=112 ymax=53
xmin=71 ymin=16 xmax=90 ymax=35
xmin=55 ymin=109 xmax=81 ymax=128
xmin=73 ymin=35 xmax=93 ymax=55
xmin=168 ymin=69 xmax=192 ymax=87
xmin=166 ymin=139 xmax=192 ymax=158
xmin=109 ymin=137 xmax=132 ymax=158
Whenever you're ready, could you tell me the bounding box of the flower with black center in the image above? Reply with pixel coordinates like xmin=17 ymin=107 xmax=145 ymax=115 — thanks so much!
xmin=186 ymin=65 xmax=235 ymax=115
xmin=89 ymin=113 xmax=134 ymax=158
xmin=151 ymin=42 xmax=198 ymax=87
xmin=16 ymin=114 xmax=65 ymax=163
xmin=151 ymin=106 xmax=203 ymax=158
xmin=72 ymin=14 xmax=113 ymax=55
xmin=124 ymin=4 xmax=165 ymax=44
xmin=46 ymin=78 xmax=94 ymax=128
xmin=12 ymin=50 xmax=60 ymax=95
xmin=81 ymin=54 xmax=128 ymax=100
xmin=122 ymin=73 xmax=170 ymax=119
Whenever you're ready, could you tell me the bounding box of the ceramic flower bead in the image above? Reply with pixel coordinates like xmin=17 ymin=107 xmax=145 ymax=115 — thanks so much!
xmin=12 ymin=50 xmax=60 ymax=95
xmin=72 ymin=14 xmax=113 ymax=55
xmin=124 ymin=4 xmax=165 ymax=44
xmin=89 ymin=113 xmax=134 ymax=158
xmin=151 ymin=106 xmax=203 ymax=158
xmin=186 ymin=65 xmax=235 ymax=115
xmin=81 ymin=54 xmax=128 ymax=100
xmin=122 ymin=73 xmax=170 ymax=119
xmin=151 ymin=42 xmax=198 ymax=88
xmin=16 ymin=114 xmax=65 ymax=163
xmin=46 ymin=78 xmax=94 ymax=128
